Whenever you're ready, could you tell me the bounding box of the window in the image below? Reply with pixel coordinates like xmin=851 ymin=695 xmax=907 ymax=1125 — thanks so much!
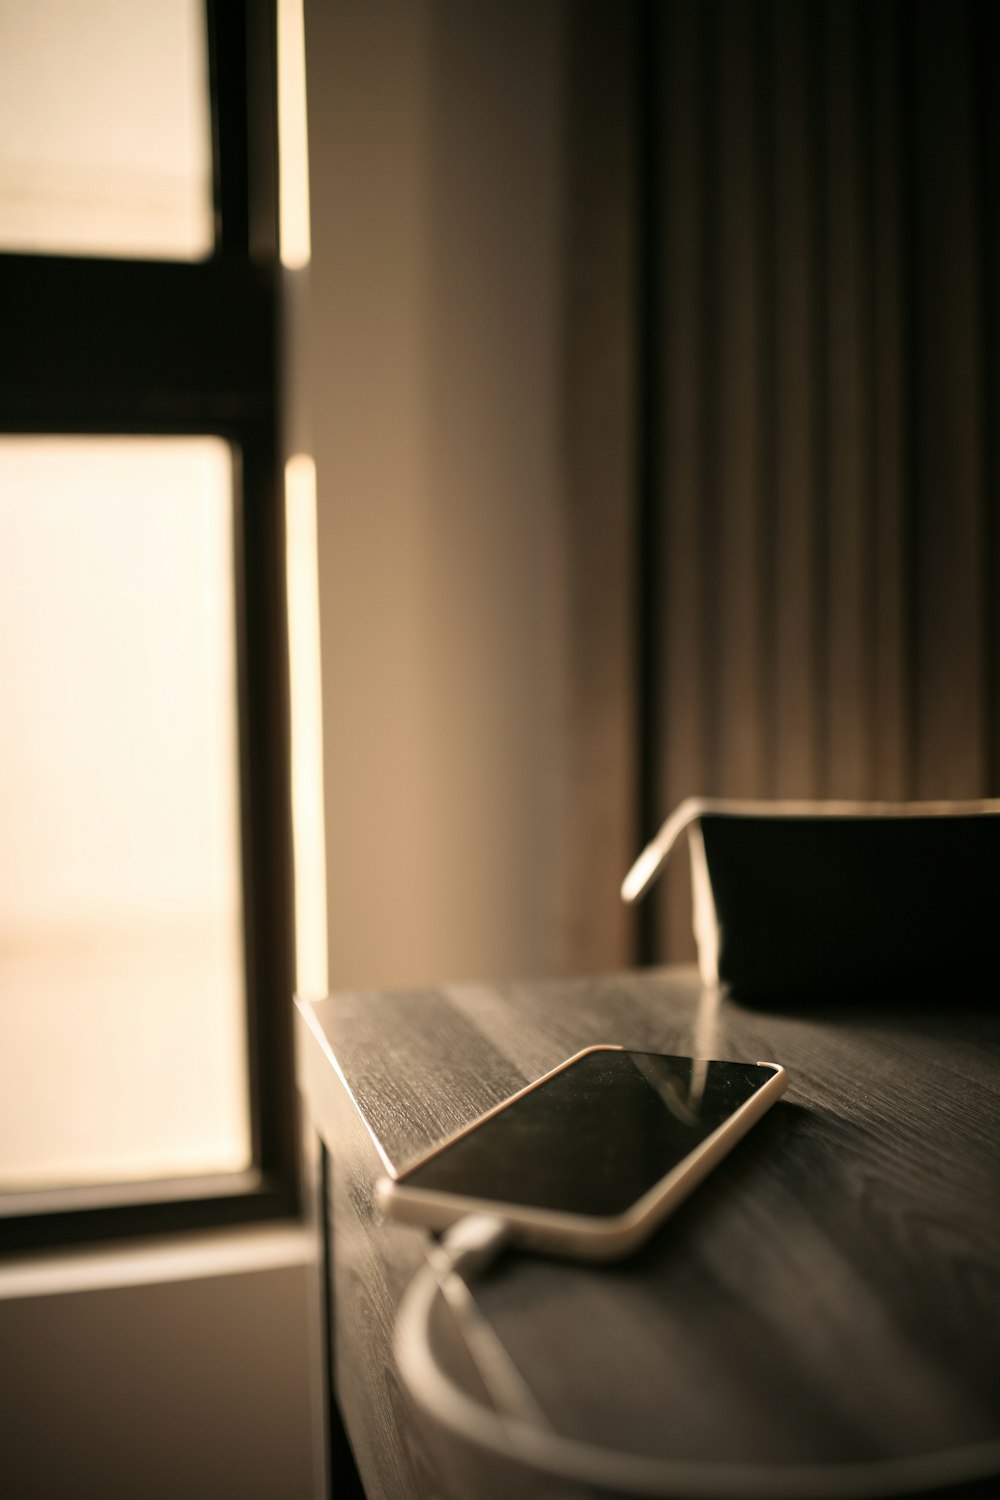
xmin=0 ymin=1 xmax=296 ymax=1250
xmin=0 ymin=0 xmax=213 ymax=260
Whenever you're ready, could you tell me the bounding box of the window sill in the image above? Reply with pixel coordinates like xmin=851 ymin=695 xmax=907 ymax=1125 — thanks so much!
xmin=0 ymin=1216 xmax=315 ymax=1299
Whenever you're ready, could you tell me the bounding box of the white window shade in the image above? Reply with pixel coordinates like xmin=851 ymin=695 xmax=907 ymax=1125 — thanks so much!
xmin=0 ymin=437 xmax=250 ymax=1190
xmin=0 ymin=0 xmax=213 ymax=260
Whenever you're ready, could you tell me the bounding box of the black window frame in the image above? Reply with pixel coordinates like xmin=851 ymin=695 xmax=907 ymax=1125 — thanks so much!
xmin=0 ymin=0 xmax=298 ymax=1253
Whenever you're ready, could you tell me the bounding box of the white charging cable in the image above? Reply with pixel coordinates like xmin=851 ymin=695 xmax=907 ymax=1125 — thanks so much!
xmin=394 ymin=1217 xmax=1000 ymax=1500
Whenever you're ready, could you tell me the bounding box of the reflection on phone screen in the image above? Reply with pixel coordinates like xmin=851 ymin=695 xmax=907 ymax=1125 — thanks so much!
xmin=399 ymin=1051 xmax=778 ymax=1217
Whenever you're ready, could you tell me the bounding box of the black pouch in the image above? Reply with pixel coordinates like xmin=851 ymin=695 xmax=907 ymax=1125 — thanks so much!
xmin=622 ymin=798 xmax=1000 ymax=1006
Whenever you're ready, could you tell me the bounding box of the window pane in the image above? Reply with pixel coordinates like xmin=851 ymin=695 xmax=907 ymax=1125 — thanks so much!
xmin=0 ymin=0 xmax=213 ymax=261
xmin=0 ymin=438 xmax=250 ymax=1191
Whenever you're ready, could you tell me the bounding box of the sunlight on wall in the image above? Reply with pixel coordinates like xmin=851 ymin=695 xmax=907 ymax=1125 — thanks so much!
xmin=285 ymin=454 xmax=328 ymax=998
xmin=277 ymin=0 xmax=311 ymax=269
xmin=0 ymin=438 xmax=249 ymax=1189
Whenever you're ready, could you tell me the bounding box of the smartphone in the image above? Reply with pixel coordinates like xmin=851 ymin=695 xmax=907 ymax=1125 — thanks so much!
xmin=376 ymin=1045 xmax=787 ymax=1260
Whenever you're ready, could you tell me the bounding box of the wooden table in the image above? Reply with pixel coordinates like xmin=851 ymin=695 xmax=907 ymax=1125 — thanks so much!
xmin=296 ymin=966 xmax=1000 ymax=1500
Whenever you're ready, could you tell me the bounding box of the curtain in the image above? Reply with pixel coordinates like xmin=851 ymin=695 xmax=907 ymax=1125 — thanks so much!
xmin=620 ymin=0 xmax=1000 ymax=961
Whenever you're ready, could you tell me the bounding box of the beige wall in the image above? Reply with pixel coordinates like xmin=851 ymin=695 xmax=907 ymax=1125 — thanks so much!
xmin=302 ymin=0 xmax=637 ymax=992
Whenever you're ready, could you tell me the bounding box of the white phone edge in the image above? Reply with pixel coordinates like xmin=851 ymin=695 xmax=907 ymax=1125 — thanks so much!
xmin=376 ymin=1051 xmax=788 ymax=1261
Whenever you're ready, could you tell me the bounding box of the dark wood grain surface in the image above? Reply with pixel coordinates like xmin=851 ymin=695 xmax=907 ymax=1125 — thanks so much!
xmin=297 ymin=967 xmax=1000 ymax=1499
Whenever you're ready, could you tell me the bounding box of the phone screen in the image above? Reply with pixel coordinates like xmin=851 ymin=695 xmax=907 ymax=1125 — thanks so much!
xmin=397 ymin=1050 xmax=779 ymax=1218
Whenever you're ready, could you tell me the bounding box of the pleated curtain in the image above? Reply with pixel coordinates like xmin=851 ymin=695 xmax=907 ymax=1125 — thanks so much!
xmin=557 ymin=0 xmax=1000 ymax=966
